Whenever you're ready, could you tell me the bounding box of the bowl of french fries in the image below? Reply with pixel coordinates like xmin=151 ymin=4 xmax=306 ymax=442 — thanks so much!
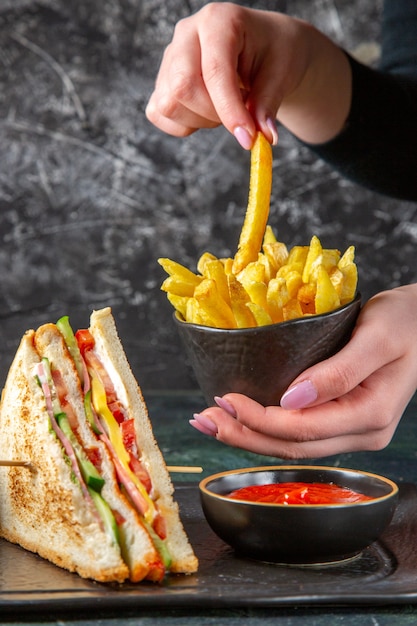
xmin=158 ymin=133 xmax=361 ymax=406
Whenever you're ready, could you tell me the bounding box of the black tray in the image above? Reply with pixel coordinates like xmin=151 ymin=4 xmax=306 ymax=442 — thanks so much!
xmin=2 ymin=483 xmax=417 ymax=613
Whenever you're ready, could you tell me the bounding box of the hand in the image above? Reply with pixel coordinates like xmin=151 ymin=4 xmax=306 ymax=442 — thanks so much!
xmin=146 ymin=2 xmax=352 ymax=147
xmin=190 ymin=285 xmax=417 ymax=458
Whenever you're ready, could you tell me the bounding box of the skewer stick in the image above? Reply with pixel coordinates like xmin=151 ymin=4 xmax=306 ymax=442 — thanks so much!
xmin=167 ymin=465 xmax=203 ymax=474
xmin=0 ymin=460 xmax=31 ymax=467
xmin=0 ymin=460 xmax=202 ymax=473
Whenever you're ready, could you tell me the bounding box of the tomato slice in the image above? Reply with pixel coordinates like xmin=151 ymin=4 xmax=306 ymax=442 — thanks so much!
xmin=75 ymin=329 xmax=95 ymax=354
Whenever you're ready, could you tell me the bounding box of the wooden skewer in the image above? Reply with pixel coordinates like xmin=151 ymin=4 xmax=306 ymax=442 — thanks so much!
xmin=0 ymin=460 xmax=31 ymax=467
xmin=0 ymin=460 xmax=202 ymax=473
xmin=167 ymin=465 xmax=203 ymax=473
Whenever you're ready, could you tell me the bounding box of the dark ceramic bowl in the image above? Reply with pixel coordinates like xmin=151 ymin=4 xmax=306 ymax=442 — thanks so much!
xmin=174 ymin=293 xmax=361 ymax=406
xmin=199 ymin=465 xmax=399 ymax=565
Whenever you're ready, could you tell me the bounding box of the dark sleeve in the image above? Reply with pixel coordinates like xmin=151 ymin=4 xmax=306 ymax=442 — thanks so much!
xmin=303 ymin=1 xmax=417 ymax=202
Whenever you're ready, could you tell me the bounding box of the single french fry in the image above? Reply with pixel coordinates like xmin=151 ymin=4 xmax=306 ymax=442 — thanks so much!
xmin=328 ymin=266 xmax=344 ymax=296
xmin=246 ymin=301 xmax=273 ymax=326
xmin=315 ymin=265 xmax=341 ymax=314
xmin=262 ymin=241 xmax=289 ymax=274
xmin=257 ymin=252 xmax=273 ymax=283
xmin=266 ymin=277 xmax=289 ymax=323
xmin=194 ymin=278 xmax=236 ymax=328
xmin=283 ymin=298 xmax=304 ymax=321
xmin=244 ymin=280 xmax=268 ymax=310
xmin=185 ymin=297 xmax=203 ymax=325
xmin=263 ymin=224 xmax=277 ymax=245
xmin=221 ymin=257 xmax=234 ymax=274
xmin=227 ymin=274 xmax=256 ymax=328
xmin=286 ymin=245 xmax=309 ymax=274
xmin=197 ymin=252 xmax=218 ymax=275
xmin=322 ymin=248 xmax=341 ymax=271
xmin=167 ymin=293 xmax=189 ymax=319
xmin=203 ymin=259 xmax=231 ymax=306
xmin=302 ymin=235 xmax=323 ymax=283
xmin=338 ymin=245 xmax=355 ymax=269
xmin=284 ymin=270 xmax=303 ymax=299
xmin=160 ymin=275 xmax=197 ymax=297
xmin=232 ymin=132 xmax=273 ymax=274
xmin=297 ymin=282 xmax=316 ymax=305
xmin=158 ymin=258 xmax=201 ymax=284
xmin=340 ymin=263 xmax=358 ymax=304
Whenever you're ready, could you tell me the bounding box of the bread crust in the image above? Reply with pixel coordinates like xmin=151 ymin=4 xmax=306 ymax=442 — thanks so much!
xmin=90 ymin=308 xmax=198 ymax=574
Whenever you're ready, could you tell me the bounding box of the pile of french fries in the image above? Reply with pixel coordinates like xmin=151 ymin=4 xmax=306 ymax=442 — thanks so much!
xmin=158 ymin=133 xmax=358 ymax=329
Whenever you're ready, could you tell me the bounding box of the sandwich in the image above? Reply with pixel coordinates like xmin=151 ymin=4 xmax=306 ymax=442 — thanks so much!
xmin=0 ymin=307 xmax=198 ymax=583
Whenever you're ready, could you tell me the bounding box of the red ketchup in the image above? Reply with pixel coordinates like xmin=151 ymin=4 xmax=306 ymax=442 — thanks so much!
xmin=227 ymin=482 xmax=373 ymax=505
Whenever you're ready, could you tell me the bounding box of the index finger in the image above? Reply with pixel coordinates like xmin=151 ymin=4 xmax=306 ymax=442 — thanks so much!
xmin=197 ymin=8 xmax=256 ymax=139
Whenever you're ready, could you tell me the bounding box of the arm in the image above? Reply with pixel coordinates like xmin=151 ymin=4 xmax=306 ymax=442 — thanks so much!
xmin=146 ymin=2 xmax=417 ymax=200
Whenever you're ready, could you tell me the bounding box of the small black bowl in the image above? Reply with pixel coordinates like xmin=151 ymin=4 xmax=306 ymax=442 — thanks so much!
xmin=199 ymin=465 xmax=399 ymax=565
xmin=174 ymin=294 xmax=361 ymax=406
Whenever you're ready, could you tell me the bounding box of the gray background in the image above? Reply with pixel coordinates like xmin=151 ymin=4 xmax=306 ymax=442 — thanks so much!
xmin=1 ymin=0 xmax=416 ymax=393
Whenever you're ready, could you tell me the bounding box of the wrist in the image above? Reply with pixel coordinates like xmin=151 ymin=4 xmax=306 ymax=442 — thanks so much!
xmin=277 ymin=23 xmax=352 ymax=144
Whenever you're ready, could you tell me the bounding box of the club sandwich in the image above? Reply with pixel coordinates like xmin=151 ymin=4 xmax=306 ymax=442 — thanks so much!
xmin=0 ymin=307 xmax=198 ymax=583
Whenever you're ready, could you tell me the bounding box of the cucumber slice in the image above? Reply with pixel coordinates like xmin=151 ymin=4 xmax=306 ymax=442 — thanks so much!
xmin=84 ymin=390 xmax=102 ymax=435
xmin=88 ymin=487 xmax=120 ymax=547
xmin=56 ymin=315 xmax=84 ymax=386
xmin=56 ymin=412 xmax=105 ymax=493
xmin=143 ymin=520 xmax=172 ymax=569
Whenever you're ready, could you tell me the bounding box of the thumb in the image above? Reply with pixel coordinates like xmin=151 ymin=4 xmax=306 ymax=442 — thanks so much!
xmin=279 ymin=331 xmax=387 ymax=410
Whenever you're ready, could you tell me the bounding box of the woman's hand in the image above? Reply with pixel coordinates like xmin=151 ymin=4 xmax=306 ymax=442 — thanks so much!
xmin=146 ymin=2 xmax=352 ymax=148
xmin=190 ymin=284 xmax=417 ymax=458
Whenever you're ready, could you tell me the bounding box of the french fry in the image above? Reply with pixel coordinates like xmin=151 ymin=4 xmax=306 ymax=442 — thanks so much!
xmin=246 ymin=302 xmax=273 ymax=326
xmin=338 ymin=245 xmax=355 ymax=268
xmin=283 ymin=298 xmax=304 ymax=321
xmin=194 ymin=278 xmax=236 ymax=329
xmin=159 ymin=258 xmax=202 ymax=297
xmin=283 ymin=270 xmax=303 ymax=300
xmin=302 ymin=236 xmax=323 ymax=283
xmin=197 ymin=252 xmax=218 ymax=275
xmin=202 ymin=259 xmax=231 ymax=307
xmin=167 ymin=293 xmax=188 ymax=319
xmin=185 ymin=297 xmax=203 ymax=325
xmin=339 ymin=263 xmax=358 ymax=304
xmin=227 ymin=274 xmax=257 ymax=328
xmin=161 ymin=275 xmax=197 ymax=298
xmin=315 ymin=265 xmax=341 ymax=314
xmin=262 ymin=241 xmax=289 ymax=274
xmin=266 ymin=277 xmax=288 ymax=323
xmin=232 ymin=132 xmax=273 ymax=274
xmin=263 ymin=224 xmax=277 ymax=245
xmin=158 ymin=258 xmax=201 ymax=284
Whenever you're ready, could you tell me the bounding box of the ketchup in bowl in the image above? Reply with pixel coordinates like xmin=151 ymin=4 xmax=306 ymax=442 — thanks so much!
xmin=227 ymin=482 xmax=373 ymax=505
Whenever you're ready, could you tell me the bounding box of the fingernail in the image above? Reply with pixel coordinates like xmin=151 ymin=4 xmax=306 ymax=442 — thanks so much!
xmin=233 ymin=126 xmax=254 ymax=150
xmin=214 ymin=396 xmax=237 ymax=418
xmin=266 ymin=117 xmax=278 ymax=145
xmin=189 ymin=413 xmax=218 ymax=436
xmin=280 ymin=380 xmax=318 ymax=410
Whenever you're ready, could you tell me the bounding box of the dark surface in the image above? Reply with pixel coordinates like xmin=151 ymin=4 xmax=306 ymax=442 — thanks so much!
xmin=175 ymin=294 xmax=361 ymax=406
xmin=0 ymin=482 xmax=415 ymax=612
xmin=1 ymin=0 xmax=416 ymax=395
